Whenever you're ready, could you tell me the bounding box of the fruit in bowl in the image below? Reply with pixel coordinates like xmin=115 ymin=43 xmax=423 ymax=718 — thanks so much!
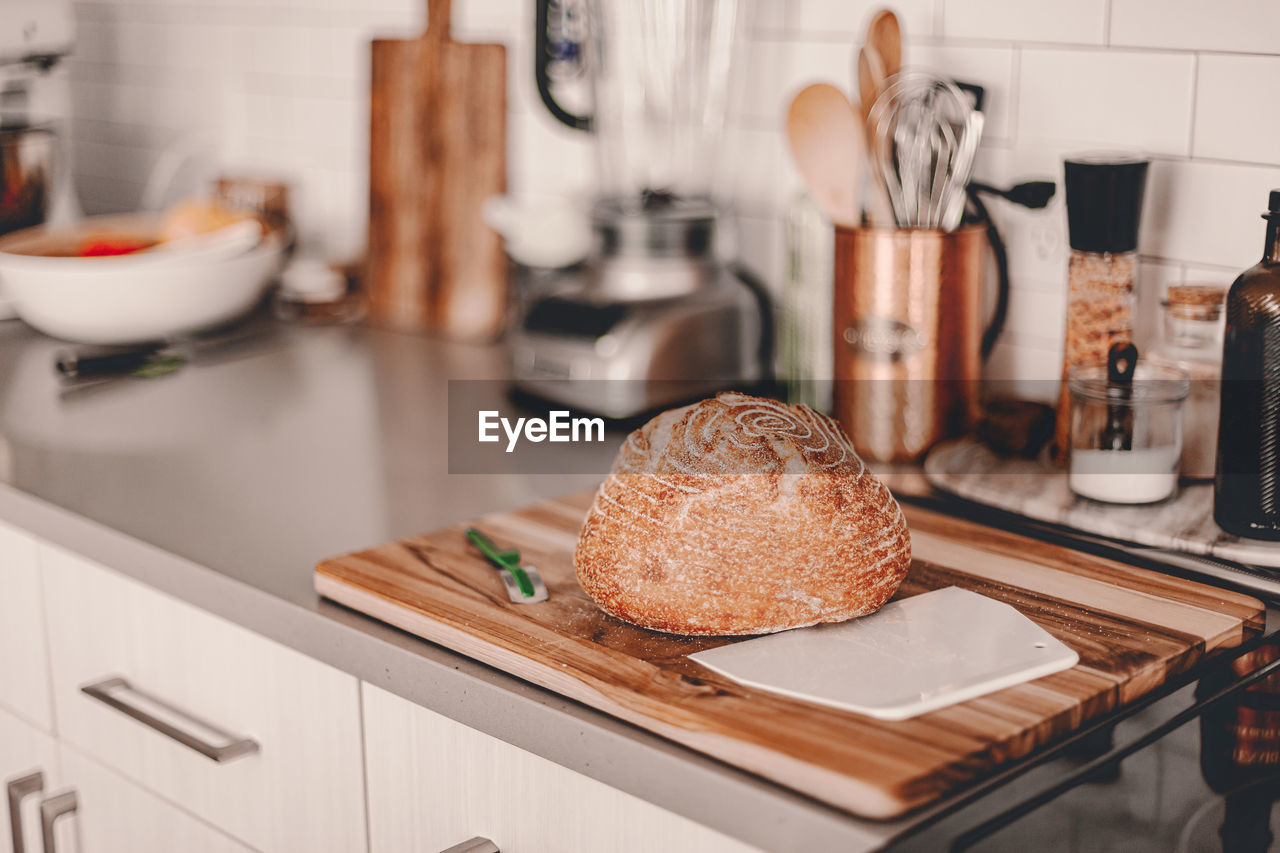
xmin=0 ymin=201 xmax=287 ymax=344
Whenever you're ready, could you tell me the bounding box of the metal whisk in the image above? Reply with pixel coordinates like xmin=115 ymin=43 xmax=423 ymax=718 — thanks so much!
xmin=868 ymin=72 xmax=983 ymax=231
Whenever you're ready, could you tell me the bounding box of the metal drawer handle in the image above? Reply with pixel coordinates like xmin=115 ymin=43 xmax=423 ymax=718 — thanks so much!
xmin=81 ymin=676 xmax=259 ymax=763
xmin=440 ymin=838 xmax=500 ymax=853
xmin=39 ymin=790 xmax=76 ymax=853
xmin=6 ymin=771 xmax=43 ymax=853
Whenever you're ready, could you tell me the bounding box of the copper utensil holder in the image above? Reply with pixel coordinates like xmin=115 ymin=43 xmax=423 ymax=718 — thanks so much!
xmin=833 ymin=225 xmax=987 ymax=462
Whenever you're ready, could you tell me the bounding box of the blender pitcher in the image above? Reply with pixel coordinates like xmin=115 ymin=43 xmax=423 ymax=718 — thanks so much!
xmin=535 ymin=0 xmax=745 ymax=207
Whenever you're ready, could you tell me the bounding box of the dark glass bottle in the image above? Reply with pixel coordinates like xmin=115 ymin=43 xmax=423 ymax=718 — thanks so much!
xmin=1215 ymin=190 xmax=1280 ymax=539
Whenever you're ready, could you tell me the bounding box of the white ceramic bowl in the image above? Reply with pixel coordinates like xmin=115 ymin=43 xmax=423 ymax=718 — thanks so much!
xmin=0 ymin=213 xmax=286 ymax=344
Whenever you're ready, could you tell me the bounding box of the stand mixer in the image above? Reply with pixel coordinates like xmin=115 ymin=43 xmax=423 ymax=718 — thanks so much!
xmin=511 ymin=0 xmax=768 ymax=420
xmin=0 ymin=0 xmax=74 ymax=234
xmin=0 ymin=0 xmax=76 ymax=317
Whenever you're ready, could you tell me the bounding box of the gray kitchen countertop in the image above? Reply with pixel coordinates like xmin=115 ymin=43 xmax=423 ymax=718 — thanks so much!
xmin=9 ymin=315 xmax=1249 ymax=852
xmin=0 ymin=317 xmax=907 ymax=852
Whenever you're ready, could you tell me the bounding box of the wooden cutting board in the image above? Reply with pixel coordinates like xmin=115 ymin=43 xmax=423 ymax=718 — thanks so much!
xmin=315 ymin=492 xmax=1265 ymax=819
xmin=366 ymin=0 xmax=507 ymax=341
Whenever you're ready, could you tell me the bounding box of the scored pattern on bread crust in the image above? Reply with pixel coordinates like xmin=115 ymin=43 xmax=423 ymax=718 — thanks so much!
xmin=574 ymin=392 xmax=912 ymax=636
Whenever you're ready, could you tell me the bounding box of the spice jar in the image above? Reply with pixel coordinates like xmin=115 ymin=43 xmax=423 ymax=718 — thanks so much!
xmin=1053 ymin=155 xmax=1150 ymax=462
xmin=1147 ymin=284 xmax=1225 ymax=480
xmin=1067 ymin=360 xmax=1189 ymax=504
xmin=215 ymin=175 xmax=292 ymax=244
xmin=274 ymin=257 xmax=365 ymax=326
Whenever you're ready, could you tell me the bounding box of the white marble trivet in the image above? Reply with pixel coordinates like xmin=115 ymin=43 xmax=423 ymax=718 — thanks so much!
xmin=923 ymin=438 xmax=1280 ymax=569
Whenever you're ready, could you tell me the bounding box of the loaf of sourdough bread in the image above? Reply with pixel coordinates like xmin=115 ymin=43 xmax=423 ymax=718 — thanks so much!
xmin=574 ymin=392 xmax=911 ymax=635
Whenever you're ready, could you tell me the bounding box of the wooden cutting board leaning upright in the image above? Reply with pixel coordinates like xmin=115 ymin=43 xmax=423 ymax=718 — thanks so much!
xmin=366 ymin=0 xmax=508 ymax=341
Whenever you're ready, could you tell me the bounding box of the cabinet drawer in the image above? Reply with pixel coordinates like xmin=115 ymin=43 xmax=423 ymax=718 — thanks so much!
xmin=362 ymin=684 xmax=761 ymax=853
xmin=0 ymin=520 xmax=52 ymax=730
xmin=53 ymin=746 xmax=253 ymax=853
xmin=1 ymin=704 xmax=59 ymax=853
xmin=41 ymin=543 xmax=367 ymax=853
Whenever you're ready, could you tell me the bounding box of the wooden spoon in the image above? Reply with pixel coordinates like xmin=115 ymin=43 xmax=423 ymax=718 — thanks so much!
xmin=785 ymin=83 xmax=864 ymax=228
xmin=867 ymin=9 xmax=902 ymax=81
xmin=857 ymin=47 xmax=895 ymax=226
xmin=857 ymin=46 xmax=887 ymax=139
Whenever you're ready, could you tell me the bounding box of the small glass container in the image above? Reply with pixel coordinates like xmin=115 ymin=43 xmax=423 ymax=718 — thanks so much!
xmin=274 ymin=257 xmax=365 ymax=326
xmin=780 ymin=192 xmax=833 ymax=411
xmin=1147 ymin=284 xmax=1225 ymax=480
xmin=1067 ymin=361 xmax=1190 ymax=504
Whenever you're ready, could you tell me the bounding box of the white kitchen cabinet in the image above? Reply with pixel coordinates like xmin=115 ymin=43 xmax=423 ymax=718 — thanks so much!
xmin=362 ymin=684 xmax=760 ymax=853
xmin=47 ymin=746 xmax=253 ymax=853
xmin=40 ymin=543 xmax=368 ymax=853
xmin=1 ymin=704 xmax=59 ymax=853
xmin=0 ymin=520 xmax=52 ymax=731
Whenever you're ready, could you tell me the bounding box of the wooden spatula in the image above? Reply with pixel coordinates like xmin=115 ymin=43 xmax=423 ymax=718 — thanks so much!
xmin=785 ymin=84 xmax=864 ymax=229
xmin=366 ymin=0 xmax=508 ymax=342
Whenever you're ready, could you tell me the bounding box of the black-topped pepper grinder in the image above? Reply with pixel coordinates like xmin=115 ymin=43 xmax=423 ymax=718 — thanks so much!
xmin=1215 ymin=189 xmax=1280 ymax=539
xmin=1053 ymin=155 xmax=1150 ymax=462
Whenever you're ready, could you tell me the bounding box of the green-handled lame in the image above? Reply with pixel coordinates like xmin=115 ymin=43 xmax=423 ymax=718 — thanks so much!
xmin=465 ymin=527 xmax=549 ymax=604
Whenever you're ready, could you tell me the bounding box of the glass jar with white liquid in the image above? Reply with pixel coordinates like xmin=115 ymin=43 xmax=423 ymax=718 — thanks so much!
xmin=1067 ymin=361 xmax=1190 ymax=504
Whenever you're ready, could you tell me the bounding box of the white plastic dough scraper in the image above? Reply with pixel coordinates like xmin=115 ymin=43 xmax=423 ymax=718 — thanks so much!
xmin=690 ymin=586 xmax=1078 ymax=721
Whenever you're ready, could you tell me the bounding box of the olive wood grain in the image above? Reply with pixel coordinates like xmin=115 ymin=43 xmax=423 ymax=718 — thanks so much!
xmin=315 ymin=492 xmax=1264 ymax=819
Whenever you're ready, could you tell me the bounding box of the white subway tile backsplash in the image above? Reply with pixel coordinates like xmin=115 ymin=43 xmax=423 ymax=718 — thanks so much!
xmin=753 ymin=0 xmax=937 ymax=39
xmin=1017 ymin=49 xmax=1194 ymax=156
xmin=983 ymin=340 xmax=1062 ymax=398
xmin=77 ymin=173 xmax=145 ymax=214
xmin=942 ymin=0 xmax=1106 ymax=45
xmin=112 ymin=20 xmax=173 ymax=67
xmin=730 ymin=214 xmax=787 ymax=300
xmin=329 ymin=26 xmax=372 ymax=82
xmin=1140 ymin=158 xmax=1280 ymax=269
xmin=1181 ymin=263 xmax=1241 ymax=288
xmin=69 ymin=139 xmax=156 ymax=185
xmin=718 ymin=127 xmax=794 ymax=219
xmin=507 ymin=109 xmax=596 ymax=199
xmin=1193 ymin=55 xmax=1280 ymax=166
xmin=736 ymin=38 xmax=852 ymax=125
xmin=1003 ymin=285 xmax=1066 ymax=348
xmin=449 ymin=0 xmax=527 ymax=42
xmin=908 ymin=43 xmax=1015 ymax=141
xmin=72 ymin=20 xmax=118 ymax=65
xmin=249 ymin=24 xmax=319 ymax=77
xmin=970 ymin=143 xmax=1071 ymax=291
xmin=1110 ymin=0 xmax=1280 ymax=54
xmin=1133 ymin=258 xmax=1182 ymax=347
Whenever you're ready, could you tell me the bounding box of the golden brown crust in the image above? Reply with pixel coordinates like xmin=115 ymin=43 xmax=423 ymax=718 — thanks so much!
xmin=573 ymin=392 xmax=912 ymax=635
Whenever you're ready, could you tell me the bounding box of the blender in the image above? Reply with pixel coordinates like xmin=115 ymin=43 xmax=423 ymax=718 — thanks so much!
xmin=510 ymin=0 xmax=768 ymax=420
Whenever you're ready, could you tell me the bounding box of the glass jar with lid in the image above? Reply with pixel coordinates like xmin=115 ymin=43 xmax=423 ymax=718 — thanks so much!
xmin=1147 ymin=284 xmax=1225 ymax=480
xmin=1067 ymin=361 xmax=1190 ymax=504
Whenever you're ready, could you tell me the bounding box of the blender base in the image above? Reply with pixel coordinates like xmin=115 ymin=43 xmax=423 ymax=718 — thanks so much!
xmin=509 ymin=264 xmax=769 ymax=421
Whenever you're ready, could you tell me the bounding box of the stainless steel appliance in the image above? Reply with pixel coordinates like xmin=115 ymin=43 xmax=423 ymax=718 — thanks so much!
xmin=514 ymin=0 xmax=766 ymax=419
xmin=0 ymin=0 xmax=75 ymax=318
xmin=0 ymin=0 xmax=72 ymax=235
